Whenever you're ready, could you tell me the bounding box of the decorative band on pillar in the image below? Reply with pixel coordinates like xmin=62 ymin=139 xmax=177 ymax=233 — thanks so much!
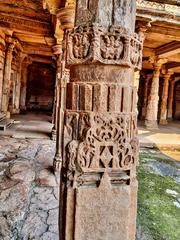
xmin=66 ymin=24 xmax=143 ymax=69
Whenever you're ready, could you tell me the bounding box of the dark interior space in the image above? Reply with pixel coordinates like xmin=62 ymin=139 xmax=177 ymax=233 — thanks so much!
xmin=26 ymin=62 xmax=56 ymax=111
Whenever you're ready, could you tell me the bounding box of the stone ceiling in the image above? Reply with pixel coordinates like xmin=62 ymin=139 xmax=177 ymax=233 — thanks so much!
xmin=0 ymin=0 xmax=55 ymax=59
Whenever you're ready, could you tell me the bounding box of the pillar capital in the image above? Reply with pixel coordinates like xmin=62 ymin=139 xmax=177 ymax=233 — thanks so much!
xmin=52 ymin=43 xmax=63 ymax=55
xmin=136 ymin=20 xmax=151 ymax=41
xmin=56 ymin=6 xmax=75 ymax=30
xmin=164 ymin=69 xmax=174 ymax=79
xmin=66 ymin=24 xmax=144 ymax=70
xmin=155 ymin=58 xmax=168 ymax=69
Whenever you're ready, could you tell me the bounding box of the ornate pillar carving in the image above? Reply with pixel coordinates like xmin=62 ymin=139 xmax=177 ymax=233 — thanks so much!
xmin=59 ymin=1 xmax=144 ymax=239
xmin=20 ymin=57 xmax=31 ymax=111
xmin=159 ymin=70 xmax=173 ymax=125
xmin=145 ymin=58 xmax=167 ymax=129
xmin=53 ymin=6 xmax=74 ymax=171
xmin=0 ymin=30 xmax=6 ymax=111
xmin=167 ymin=80 xmax=175 ymax=119
xmin=141 ymin=74 xmax=151 ymax=120
xmin=1 ymin=38 xmax=15 ymax=114
xmin=51 ymin=44 xmax=63 ymax=141
xmin=134 ymin=70 xmax=140 ymax=113
xmin=13 ymin=52 xmax=24 ymax=114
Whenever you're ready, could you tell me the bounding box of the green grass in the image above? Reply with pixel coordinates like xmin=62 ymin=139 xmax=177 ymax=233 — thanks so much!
xmin=137 ymin=150 xmax=180 ymax=240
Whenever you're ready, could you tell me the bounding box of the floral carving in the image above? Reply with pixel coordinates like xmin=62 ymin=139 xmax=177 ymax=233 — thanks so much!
xmin=65 ymin=112 xmax=138 ymax=174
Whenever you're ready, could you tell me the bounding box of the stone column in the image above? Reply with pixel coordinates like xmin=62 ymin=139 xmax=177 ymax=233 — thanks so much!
xmin=159 ymin=70 xmax=173 ymax=125
xmin=167 ymin=80 xmax=175 ymax=119
xmin=53 ymin=6 xmax=74 ymax=171
xmin=134 ymin=70 xmax=140 ymax=113
xmin=20 ymin=57 xmax=30 ymax=111
xmin=1 ymin=39 xmax=15 ymax=114
xmin=59 ymin=1 xmax=143 ymax=240
xmin=145 ymin=59 xmax=166 ymax=129
xmin=0 ymin=30 xmax=6 ymax=111
xmin=13 ymin=52 xmax=23 ymax=114
xmin=51 ymin=44 xmax=63 ymax=141
xmin=141 ymin=74 xmax=151 ymax=120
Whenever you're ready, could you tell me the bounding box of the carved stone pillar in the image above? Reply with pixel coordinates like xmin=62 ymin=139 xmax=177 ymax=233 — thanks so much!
xmin=159 ymin=70 xmax=173 ymax=125
xmin=134 ymin=70 xmax=140 ymax=113
xmin=141 ymin=74 xmax=151 ymax=120
xmin=167 ymin=80 xmax=175 ymax=119
xmin=145 ymin=59 xmax=166 ymax=129
xmin=1 ymin=39 xmax=15 ymax=114
xmin=0 ymin=30 xmax=5 ymax=111
xmin=12 ymin=52 xmax=23 ymax=114
xmin=20 ymin=57 xmax=30 ymax=111
xmin=59 ymin=1 xmax=143 ymax=240
xmin=51 ymin=44 xmax=63 ymax=141
xmin=53 ymin=6 xmax=75 ymax=171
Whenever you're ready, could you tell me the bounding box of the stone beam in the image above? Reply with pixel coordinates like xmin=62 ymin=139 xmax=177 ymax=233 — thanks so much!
xmin=166 ymin=62 xmax=180 ymax=69
xmin=146 ymin=0 xmax=180 ymax=6
xmin=169 ymin=66 xmax=180 ymax=73
xmin=23 ymin=44 xmax=54 ymax=57
xmin=0 ymin=14 xmax=52 ymax=35
xmin=13 ymin=33 xmax=55 ymax=46
xmin=146 ymin=27 xmax=180 ymax=42
xmin=156 ymin=41 xmax=180 ymax=58
xmin=29 ymin=56 xmax=54 ymax=65
xmin=168 ymin=54 xmax=180 ymax=62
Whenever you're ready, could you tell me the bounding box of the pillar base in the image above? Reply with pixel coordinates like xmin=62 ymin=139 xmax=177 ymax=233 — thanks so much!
xmin=20 ymin=106 xmax=27 ymax=112
xmin=6 ymin=111 xmax=11 ymax=119
xmin=145 ymin=120 xmax=158 ymax=130
xmin=51 ymin=128 xmax=57 ymax=141
xmin=159 ymin=119 xmax=168 ymax=125
xmin=12 ymin=109 xmax=20 ymax=114
xmin=53 ymin=154 xmax=62 ymax=175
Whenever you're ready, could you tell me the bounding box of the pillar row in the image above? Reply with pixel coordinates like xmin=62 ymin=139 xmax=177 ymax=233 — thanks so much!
xmin=58 ymin=1 xmax=144 ymax=239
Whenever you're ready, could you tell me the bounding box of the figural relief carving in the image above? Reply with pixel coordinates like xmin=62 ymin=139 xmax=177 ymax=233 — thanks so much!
xmin=67 ymin=24 xmax=143 ymax=69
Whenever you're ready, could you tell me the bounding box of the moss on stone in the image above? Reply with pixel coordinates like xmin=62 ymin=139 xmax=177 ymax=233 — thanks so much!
xmin=137 ymin=150 xmax=180 ymax=240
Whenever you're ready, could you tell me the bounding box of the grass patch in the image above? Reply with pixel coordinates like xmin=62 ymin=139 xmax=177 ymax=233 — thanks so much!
xmin=137 ymin=151 xmax=180 ymax=240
